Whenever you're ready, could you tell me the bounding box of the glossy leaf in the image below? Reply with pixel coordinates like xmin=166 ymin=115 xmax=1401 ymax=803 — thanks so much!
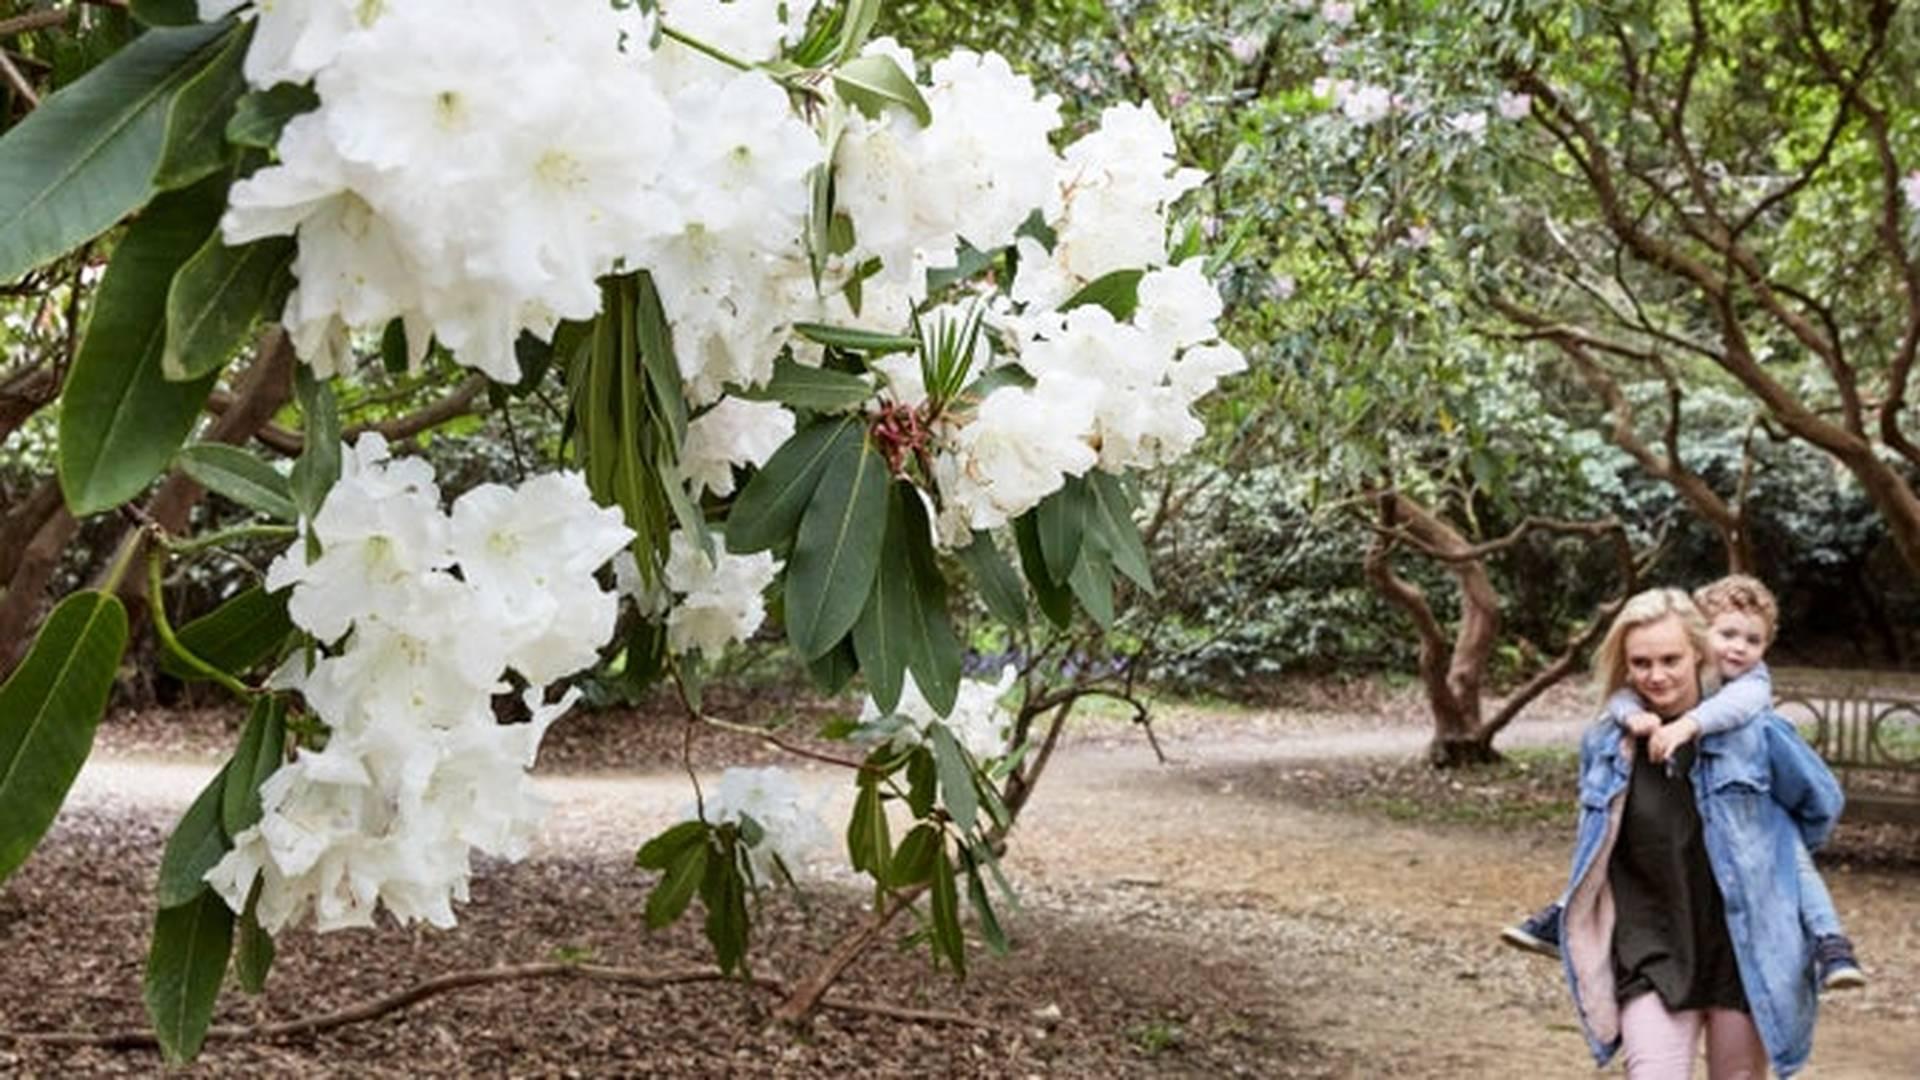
xmin=645 ymin=840 xmax=707 ymax=930
xmin=1086 ymin=470 xmax=1154 ymax=593
xmin=845 ymin=779 xmax=892 ymax=880
xmin=221 ymin=697 xmax=283 ymax=837
xmin=153 ymin=22 xmax=248 ymax=191
xmin=889 ymin=823 xmax=941 ymax=888
xmin=928 ymin=724 xmax=978 ymax=834
xmin=1060 ymin=269 xmax=1145 ymax=321
xmin=175 ymin=442 xmax=296 ymax=520
xmin=732 ymin=356 xmax=874 ymax=413
xmin=851 ymin=484 xmax=915 ymax=713
xmin=783 ymin=428 xmax=888 ymax=659
xmin=288 ymin=366 xmax=341 ymax=524
xmin=634 ymin=820 xmax=708 ymax=870
xmin=233 ymin=883 xmax=275 ymax=994
xmin=900 ymin=492 xmax=961 ymax=715
xmin=144 ymin=888 xmax=234 ymax=1066
xmin=156 ymin=762 xmax=229 ymax=909
xmin=0 ymin=22 xmax=228 ymax=283
xmin=1035 ymin=478 xmax=1089 ymax=586
xmin=791 ymin=322 xmax=920 ymax=356
xmin=699 ymin=841 xmax=750 ymax=975
xmin=1013 ymin=515 xmax=1074 ymax=629
xmin=163 ymin=233 xmax=294 ymax=381
xmin=159 ymin=585 xmax=292 ymax=683
xmin=832 ymin=54 xmax=932 ymax=126
xmin=0 ymin=591 xmax=128 ymax=886
xmin=226 ymin=83 xmax=319 ymax=149
xmin=130 ymin=0 xmax=199 ymax=26
xmin=957 ymin=531 xmax=1027 ymax=626
xmin=57 ymin=174 xmax=226 ymax=516
xmin=928 ymin=842 xmax=965 ymax=975
xmin=726 ymin=416 xmax=857 ymax=554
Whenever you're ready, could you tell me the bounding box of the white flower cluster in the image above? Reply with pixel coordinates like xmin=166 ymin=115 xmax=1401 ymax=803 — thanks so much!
xmin=861 ymin=666 xmax=1020 ymax=763
xmin=691 ymin=766 xmax=832 ymax=882
xmin=210 ymin=0 xmax=821 ymax=399
xmin=661 ymin=530 xmax=781 ymax=659
xmin=204 ymin=435 xmax=634 ymax=932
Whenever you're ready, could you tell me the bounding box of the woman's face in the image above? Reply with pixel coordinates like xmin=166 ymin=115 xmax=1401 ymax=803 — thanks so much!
xmin=1623 ymin=614 xmax=1703 ymax=717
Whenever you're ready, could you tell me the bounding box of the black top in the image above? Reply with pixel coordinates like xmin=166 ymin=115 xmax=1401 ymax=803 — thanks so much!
xmin=1608 ymin=730 xmax=1748 ymax=1012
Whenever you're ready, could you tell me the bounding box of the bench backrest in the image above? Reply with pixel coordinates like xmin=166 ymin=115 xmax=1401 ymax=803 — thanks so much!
xmin=1771 ymin=667 xmax=1920 ymax=774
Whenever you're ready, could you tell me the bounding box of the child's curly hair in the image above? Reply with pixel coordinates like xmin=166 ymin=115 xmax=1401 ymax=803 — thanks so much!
xmin=1691 ymin=574 xmax=1779 ymax=642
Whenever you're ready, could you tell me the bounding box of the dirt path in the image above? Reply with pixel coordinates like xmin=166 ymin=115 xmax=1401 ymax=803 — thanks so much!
xmin=56 ymin=719 xmax=1920 ymax=1077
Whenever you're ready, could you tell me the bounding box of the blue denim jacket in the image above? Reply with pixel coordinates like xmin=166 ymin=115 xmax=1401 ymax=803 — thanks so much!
xmin=1559 ymin=709 xmax=1844 ymax=1077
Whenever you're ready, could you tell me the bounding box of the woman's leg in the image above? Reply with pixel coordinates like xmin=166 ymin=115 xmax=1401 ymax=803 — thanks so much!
xmin=1620 ymin=993 xmax=1703 ymax=1079
xmin=1703 ymin=1008 xmax=1768 ymax=1080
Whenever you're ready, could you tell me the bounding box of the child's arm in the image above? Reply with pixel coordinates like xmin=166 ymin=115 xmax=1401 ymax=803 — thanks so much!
xmin=1687 ymin=663 xmax=1772 ymax=737
xmin=1604 ymin=687 xmax=1660 ymax=737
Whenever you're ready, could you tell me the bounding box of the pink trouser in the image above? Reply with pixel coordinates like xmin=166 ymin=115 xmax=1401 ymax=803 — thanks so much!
xmin=1619 ymin=993 xmax=1769 ymax=1079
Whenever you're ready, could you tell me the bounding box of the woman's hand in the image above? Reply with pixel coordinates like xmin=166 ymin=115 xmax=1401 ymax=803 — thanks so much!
xmin=1649 ymin=715 xmax=1702 ymax=763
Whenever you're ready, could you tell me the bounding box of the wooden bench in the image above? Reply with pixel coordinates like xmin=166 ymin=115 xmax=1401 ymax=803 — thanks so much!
xmin=1771 ymin=667 xmax=1920 ymax=826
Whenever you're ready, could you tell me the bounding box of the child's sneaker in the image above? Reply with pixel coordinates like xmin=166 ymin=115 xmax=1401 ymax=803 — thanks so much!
xmin=1500 ymin=904 xmax=1563 ymax=959
xmin=1814 ymin=934 xmax=1867 ymax=990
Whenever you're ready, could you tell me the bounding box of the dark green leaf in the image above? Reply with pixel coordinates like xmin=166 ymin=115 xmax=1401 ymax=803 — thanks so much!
xmin=288 ymin=366 xmax=340 ymax=524
xmin=233 ymin=882 xmax=274 ymax=994
xmin=0 ymin=591 xmax=128 ymax=885
xmin=226 ymin=83 xmax=319 ymax=150
xmin=851 ymin=484 xmax=913 ymax=713
xmin=1013 ymin=515 xmax=1073 ymax=629
xmin=957 ymin=531 xmax=1026 ymax=626
xmin=144 ymin=887 xmax=234 ymax=1065
xmin=805 ymin=636 xmax=859 ymax=695
xmin=962 ymin=847 xmax=1009 ymax=954
xmin=175 ymin=442 xmax=296 ymax=521
xmin=726 ymin=416 xmax=857 ymax=554
xmin=57 ymin=173 xmax=227 ymax=515
xmin=635 ymin=820 xmax=709 ymax=870
xmin=159 ymin=585 xmax=292 ymax=683
xmin=157 ymin=762 xmax=229 ymax=908
xmin=784 ymin=428 xmax=888 ymax=658
xmin=645 ymin=840 xmax=707 ymax=929
xmin=818 ymin=715 xmax=860 ymax=740
xmin=0 ymin=22 xmax=228 ymax=283
xmin=905 ymin=749 xmax=936 ymax=819
xmin=792 ymin=322 xmax=920 ymax=356
xmin=900 ymin=491 xmax=961 ymax=715
xmin=1060 ymin=269 xmax=1145 ymax=320
xmin=153 ymin=22 xmax=249 ymax=191
xmin=959 ymin=362 xmax=1035 ymax=405
xmin=130 ymin=0 xmax=200 ymax=27
xmin=1068 ymin=543 xmax=1114 ymax=629
xmin=731 ymin=356 xmax=873 ymax=413
xmin=1035 ymin=478 xmax=1090 ymax=586
xmin=221 ymin=697 xmax=283 ymax=837
xmin=163 ymin=233 xmax=293 ymax=381
xmin=699 ymin=840 xmax=750 ymax=975
xmin=633 ymin=271 xmax=686 ymax=447
xmin=928 ymin=724 xmax=978 ymax=833
xmin=889 ymin=824 xmax=941 ymax=888
xmin=1086 ymin=471 xmax=1154 ymax=593
xmin=928 ymin=841 xmax=965 ymax=975
xmin=832 ymin=54 xmax=931 ymax=126
xmin=845 ymin=780 xmax=892 ymax=880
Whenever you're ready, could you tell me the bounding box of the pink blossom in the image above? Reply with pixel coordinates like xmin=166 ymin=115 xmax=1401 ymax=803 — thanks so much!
xmin=1902 ymin=170 xmax=1920 ymax=212
xmin=1497 ymin=91 xmax=1532 ymax=121
xmin=1228 ymin=34 xmax=1262 ymax=65
xmin=1321 ymin=1 xmax=1356 ymax=27
xmin=1319 ymin=194 xmax=1347 ymax=217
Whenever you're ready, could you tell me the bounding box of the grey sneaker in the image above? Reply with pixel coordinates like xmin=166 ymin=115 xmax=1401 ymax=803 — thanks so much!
xmin=1815 ymin=934 xmax=1867 ymax=991
xmin=1500 ymin=903 xmax=1563 ymax=959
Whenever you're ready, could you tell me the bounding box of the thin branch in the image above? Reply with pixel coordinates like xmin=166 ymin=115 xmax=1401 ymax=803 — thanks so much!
xmin=0 ymin=49 xmax=38 ymax=108
xmin=0 ymin=9 xmax=74 ymax=38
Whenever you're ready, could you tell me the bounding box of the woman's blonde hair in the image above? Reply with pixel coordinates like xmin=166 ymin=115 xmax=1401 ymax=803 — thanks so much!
xmin=1592 ymin=587 xmax=1716 ymax=699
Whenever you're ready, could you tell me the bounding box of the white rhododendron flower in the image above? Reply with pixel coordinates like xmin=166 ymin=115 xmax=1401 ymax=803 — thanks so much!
xmin=681 ymin=400 xmax=797 ymax=498
xmin=860 ymin=666 xmax=1020 ymax=763
xmin=662 ymin=530 xmax=781 ymax=658
xmin=1340 ymin=83 xmax=1393 ymax=125
xmin=1497 ymin=90 xmax=1533 ymax=120
xmin=940 ymin=384 xmax=1098 ymax=530
xmin=210 ymin=438 xmax=631 ymax=932
xmin=693 ymin=767 xmax=832 ymax=882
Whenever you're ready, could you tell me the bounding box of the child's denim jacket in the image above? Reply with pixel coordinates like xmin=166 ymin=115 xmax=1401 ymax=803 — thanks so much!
xmin=1558 ymin=710 xmax=1844 ymax=1077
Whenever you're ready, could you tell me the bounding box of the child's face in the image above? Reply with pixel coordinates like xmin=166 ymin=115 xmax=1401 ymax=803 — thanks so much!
xmin=1707 ymin=610 xmax=1769 ymax=678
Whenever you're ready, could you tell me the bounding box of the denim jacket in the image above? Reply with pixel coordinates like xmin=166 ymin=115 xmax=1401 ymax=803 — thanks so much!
xmin=1559 ymin=709 xmax=1844 ymax=1077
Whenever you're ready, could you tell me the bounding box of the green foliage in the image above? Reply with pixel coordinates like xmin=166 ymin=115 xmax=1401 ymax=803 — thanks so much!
xmin=143 ymin=888 xmax=234 ymax=1065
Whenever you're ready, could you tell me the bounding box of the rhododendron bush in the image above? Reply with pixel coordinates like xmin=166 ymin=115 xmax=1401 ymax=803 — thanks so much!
xmin=0 ymin=0 xmax=1242 ymax=1063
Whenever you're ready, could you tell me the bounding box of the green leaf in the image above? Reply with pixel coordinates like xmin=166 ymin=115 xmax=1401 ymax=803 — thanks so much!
xmin=130 ymin=0 xmax=201 ymax=26
xmin=635 ymin=820 xmax=709 ymax=870
xmin=957 ymin=531 xmax=1027 ymax=626
xmin=889 ymin=823 xmax=941 ymax=888
xmin=288 ymin=366 xmax=340 ymax=524
xmin=221 ymin=698 xmax=283 ymax=837
xmin=0 ymin=591 xmax=128 ymax=886
xmin=832 ymin=55 xmax=931 ymax=126
xmin=175 ymin=442 xmax=296 ymax=520
xmin=928 ymin=724 xmax=978 ymax=833
xmin=905 ymin=749 xmax=937 ymax=818
xmin=928 ymin=841 xmax=965 ymax=975
xmin=792 ymin=322 xmax=921 ymax=356
xmin=727 ymin=415 xmax=858 ymax=555
xmin=1067 ymin=543 xmax=1115 ymax=629
xmin=233 ymin=883 xmax=275 ymax=994
xmin=852 ymin=484 xmax=914 ymax=713
xmin=57 ymin=173 xmax=227 ymax=515
xmin=699 ymin=840 xmax=751 ymax=975
xmin=900 ymin=491 xmax=961 ymax=716
xmin=156 ymin=762 xmax=229 ymax=909
xmin=1013 ymin=515 xmax=1073 ymax=629
xmin=1034 ymin=478 xmax=1090 ymax=586
xmin=144 ymin=887 xmax=234 ymax=1066
xmin=845 ymin=779 xmax=892 ymax=880
xmin=645 ymin=840 xmax=708 ymax=930
xmin=164 ymin=233 xmax=293 ymax=381
xmin=633 ymin=271 xmax=687 ymax=447
xmin=960 ymin=362 xmax=1034 ymax=405
xmin=0 ymin=22 xmax=229 ymax=283
xmin=159 ymin=585 xmax=292 ymax=683
xmin=962 ymin=847 xmax=1009 ymax=954
xmin=805 ymin=636 xmax=859 ymax=695
xmin=783 ymin=427 xmax=888 ymax=658
xmin=1086 ymin=471 xmax=1154 ymax=593
xmin=154 ymin=23 xmax=249 ymax=191
xmin=1060 ymin=269 xmax=1145 ymax=321
xmin=226 ymin=83 xmax=319 ymax=150
xmin=833 ymin=0 xmax=883 ymax=61
xmin=732 ymin=356 xmax=874 ymax=413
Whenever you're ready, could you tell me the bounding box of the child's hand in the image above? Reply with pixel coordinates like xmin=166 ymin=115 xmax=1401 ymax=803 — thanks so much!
xmin=1623 ymin=711 xmax=1661 ymax=738
xmin=1649 ymin=716 xmax=1702 ymax=763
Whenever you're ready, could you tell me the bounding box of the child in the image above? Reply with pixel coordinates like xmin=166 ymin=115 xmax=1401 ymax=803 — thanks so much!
xmin=1499 ymin=574 xmax=1867 ymax=991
